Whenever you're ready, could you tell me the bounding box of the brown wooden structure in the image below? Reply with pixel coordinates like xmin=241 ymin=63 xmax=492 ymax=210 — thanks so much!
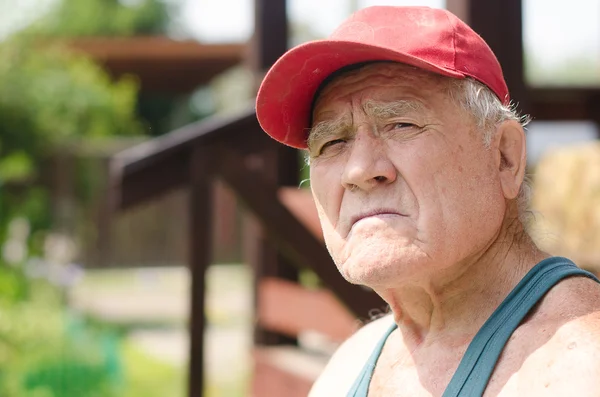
xmin=67 ymin=37 xmax=245 ymax=93
xmin=109 ymin=1 xmax=600 ymax=396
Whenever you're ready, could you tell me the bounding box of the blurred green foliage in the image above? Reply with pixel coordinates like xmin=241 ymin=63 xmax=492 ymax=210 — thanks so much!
xmin=0 ymin=2 xmax=157 ymax=394
xmin=0 ymin=264 xmax=120 ymax=397
xmin=0 ymin=1 xmax=192 ymax=395
xmin=0 ymin=257 xmax=186 ymax=397
xmin=0 ymin=38 xmax=140 ymax=165
xmin=120 ymin=341 xmax=185 ymax=397
xmin=0 ymin=37 xmax=141 ymax=242
xmin=26 ymin=0 xmax=170 ymax=37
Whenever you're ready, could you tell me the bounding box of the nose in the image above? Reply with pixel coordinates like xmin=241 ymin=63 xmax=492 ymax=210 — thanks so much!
xmin=341 ymin=130 xmax=397 ymax=192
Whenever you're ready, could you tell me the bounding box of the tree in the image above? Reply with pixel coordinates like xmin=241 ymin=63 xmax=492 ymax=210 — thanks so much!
xmin=0 ymin=36 xmax=141 ymax=246
xmin=25 ymin=0 xmax=170 ymax=37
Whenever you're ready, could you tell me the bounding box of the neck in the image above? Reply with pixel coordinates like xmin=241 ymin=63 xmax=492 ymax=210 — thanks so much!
xmin=378 ymin=218 xmax=548 ymax=348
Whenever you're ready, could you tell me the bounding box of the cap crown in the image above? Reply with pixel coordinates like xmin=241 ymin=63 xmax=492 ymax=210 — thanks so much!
xmin=329 ymin=6 xmax=508 ymax=103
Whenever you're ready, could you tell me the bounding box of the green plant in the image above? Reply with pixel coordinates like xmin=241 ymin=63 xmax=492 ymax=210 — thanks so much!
xmin=0 ymin=265 xmax=122 ymax=397
xmin=120 ymin=341 xmax=184 ymax=397
xmin=25 ymin=0 xmax=170 ymax=37
xmin=0 ymin=2 xmax=189 ymax=395
xmin=0 ymin=37 xmax=141 ymax=245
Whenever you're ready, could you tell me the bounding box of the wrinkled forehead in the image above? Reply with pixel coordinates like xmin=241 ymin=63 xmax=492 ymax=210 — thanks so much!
xmin=310 ymin=62 xmax=452 ymax=124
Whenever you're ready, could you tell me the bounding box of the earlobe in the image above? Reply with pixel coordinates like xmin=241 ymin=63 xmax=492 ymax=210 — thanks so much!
xmin=495 ymin=120 xmax=527 ymax=200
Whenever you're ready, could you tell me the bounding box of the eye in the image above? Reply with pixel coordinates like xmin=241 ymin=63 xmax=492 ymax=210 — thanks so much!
xmin=319 ymin=138 xmax=346 ymax=154
xmin=391 ymin=122 xmax=415 ymax=129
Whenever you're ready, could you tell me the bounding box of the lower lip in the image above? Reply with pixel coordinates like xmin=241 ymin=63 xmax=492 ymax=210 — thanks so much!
xmin=351 ymin=213 xmax=402 ymax=228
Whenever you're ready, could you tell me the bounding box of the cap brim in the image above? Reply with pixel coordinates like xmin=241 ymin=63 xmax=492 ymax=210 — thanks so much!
xmin=256 ymin=39 xmax=466 ymax=149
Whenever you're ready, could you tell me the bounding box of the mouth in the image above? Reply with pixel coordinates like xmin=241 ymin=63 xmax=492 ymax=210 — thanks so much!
xmin=350 ymin=209 xmax=405 ymax=228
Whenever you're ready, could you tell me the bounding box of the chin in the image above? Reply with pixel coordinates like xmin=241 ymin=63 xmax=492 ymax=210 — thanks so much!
xmin=332 ymin=238 xmax=429 ymax=288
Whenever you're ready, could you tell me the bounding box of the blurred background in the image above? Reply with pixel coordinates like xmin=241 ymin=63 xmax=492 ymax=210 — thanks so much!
xmin=0 ymin=0 xmax=599 ymax=396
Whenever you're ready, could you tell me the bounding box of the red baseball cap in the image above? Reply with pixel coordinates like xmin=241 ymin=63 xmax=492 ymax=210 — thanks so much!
xmin=256 ymin=6 xmax=509 ymax=149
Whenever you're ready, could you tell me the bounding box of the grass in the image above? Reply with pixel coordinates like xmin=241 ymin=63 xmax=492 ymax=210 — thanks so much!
xmin=120 ymin=340 xmax=185 ymax=397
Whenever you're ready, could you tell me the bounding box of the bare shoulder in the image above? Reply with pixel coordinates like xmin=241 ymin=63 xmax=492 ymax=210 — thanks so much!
xmin=308 ymin=314 xmax=395 ymax=397
xmin=514 ymin=311 xmax=600 ymax=396
xmin=515 ymin=276 xmax=600 ymax=395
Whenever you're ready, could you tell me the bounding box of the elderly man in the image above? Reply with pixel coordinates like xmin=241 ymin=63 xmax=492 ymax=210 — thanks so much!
xmin=256 ymin=6 xmax=600 ymax=397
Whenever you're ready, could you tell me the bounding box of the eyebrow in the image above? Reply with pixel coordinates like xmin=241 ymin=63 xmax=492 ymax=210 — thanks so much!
xmin=307 ymin=116 xmax=352 ymax=152
xmin=362 ymin=99 xmax=427 ymax=119
xmin=307 ymin=99 xmax=426 ymax=152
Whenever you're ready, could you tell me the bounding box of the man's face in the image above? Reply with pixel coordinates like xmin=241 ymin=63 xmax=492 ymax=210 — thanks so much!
xmin=308 ymin=63 xmax=508 ymax=288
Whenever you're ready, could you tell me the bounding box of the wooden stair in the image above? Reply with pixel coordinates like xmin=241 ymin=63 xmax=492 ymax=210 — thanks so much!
xmin=251 ymin=276 xmax=357 ymax=396
xmin=251 ymin=346 xmax=328 ymax=397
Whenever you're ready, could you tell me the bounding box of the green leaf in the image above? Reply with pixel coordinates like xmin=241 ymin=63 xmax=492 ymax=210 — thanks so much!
xmin=0 ymin=152 xmax=34 ymax=183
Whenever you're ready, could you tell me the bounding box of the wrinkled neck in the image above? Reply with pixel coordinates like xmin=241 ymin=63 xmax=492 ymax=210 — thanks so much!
xmin=378 ymin=216 xmax=547 ymax=348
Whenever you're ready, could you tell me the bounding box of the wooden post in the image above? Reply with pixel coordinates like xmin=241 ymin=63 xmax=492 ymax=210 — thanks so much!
xmin=588 ymin=93 xmax=600 ymax=139
xmin=95 ymin=156 xmax=114 ymax=268
xmin=248 ymin=0 xmax=302 ymax=347
xmin=243 ymin=144 xmax=301 ymax=346
xmin=251 ymin=0 xmax=288 ymax=79
xmin=467 ymin=0 xmax=528 ymax=112
xmin=446 ymin=0 xmax=470 ymax=24
xmin=51 ymin=150 xmax=76 ymax=233
xmin=187 ymin=146 xmax=215 ymax=397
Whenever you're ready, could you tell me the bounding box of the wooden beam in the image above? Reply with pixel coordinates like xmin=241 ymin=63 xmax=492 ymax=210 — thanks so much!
xmin=252 ymin=0 xmax=288 ymax=73
xmin=258 ymin=278 xmax=357 ymax=342
xmin=446 ymin=0 xmax=470 ymax=24
xmin=216 ymin=145 xmax=385 ymax=319
xmin=468 ymin=0 xmax=526 ymax=111
xmin=113 ymin=107 xmax=255 ymax=177
xmin=243 ymin=146 xmax=301 ymax=346
xmin=187 ymin=146 xmax=216 ymax=397
xmin=67 ymin=38 xmax=244 ymax=61
xmin=529 ymin=88 xmax=600 ymax=121
xmin=249 ymin=0 xmax=300 ymax=348
xmin=65 ymin=38 xmax=245 ymax=94
xmin=110 ymin=150 xmax=189 ymax=210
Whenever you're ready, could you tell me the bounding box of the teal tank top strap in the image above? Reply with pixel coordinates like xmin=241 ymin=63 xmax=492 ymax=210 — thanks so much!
xmin=346 ymin=257 xmax=599 ymax=397
xmin=346 ymin=321 xmax=398 ymax=396
xmin=442 ymin=256 xmax=599 ymax=397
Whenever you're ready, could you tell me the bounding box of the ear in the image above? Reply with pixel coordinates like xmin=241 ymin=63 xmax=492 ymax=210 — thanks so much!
xmin=493 ymin=120 xmax=527 ymax=200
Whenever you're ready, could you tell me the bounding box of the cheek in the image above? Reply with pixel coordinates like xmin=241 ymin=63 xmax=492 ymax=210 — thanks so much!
xmin=309 ymin=165 xmax=343 ymax=234
xmin=310 ymin=165 xmax=353 ymax=266
xmin=427 ymin=150 xmax=506 ymax=246
xmin=311 ymin=186 xmax=347 ymax=266
xmin=399 ymin=138 xmax=505 ymax=248
xmin=450 ymin=145 xmax=503 ymax=209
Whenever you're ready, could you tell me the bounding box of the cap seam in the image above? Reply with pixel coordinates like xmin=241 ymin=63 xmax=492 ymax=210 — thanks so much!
xmin=445 ymin=11 xmax=458 ymax=71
